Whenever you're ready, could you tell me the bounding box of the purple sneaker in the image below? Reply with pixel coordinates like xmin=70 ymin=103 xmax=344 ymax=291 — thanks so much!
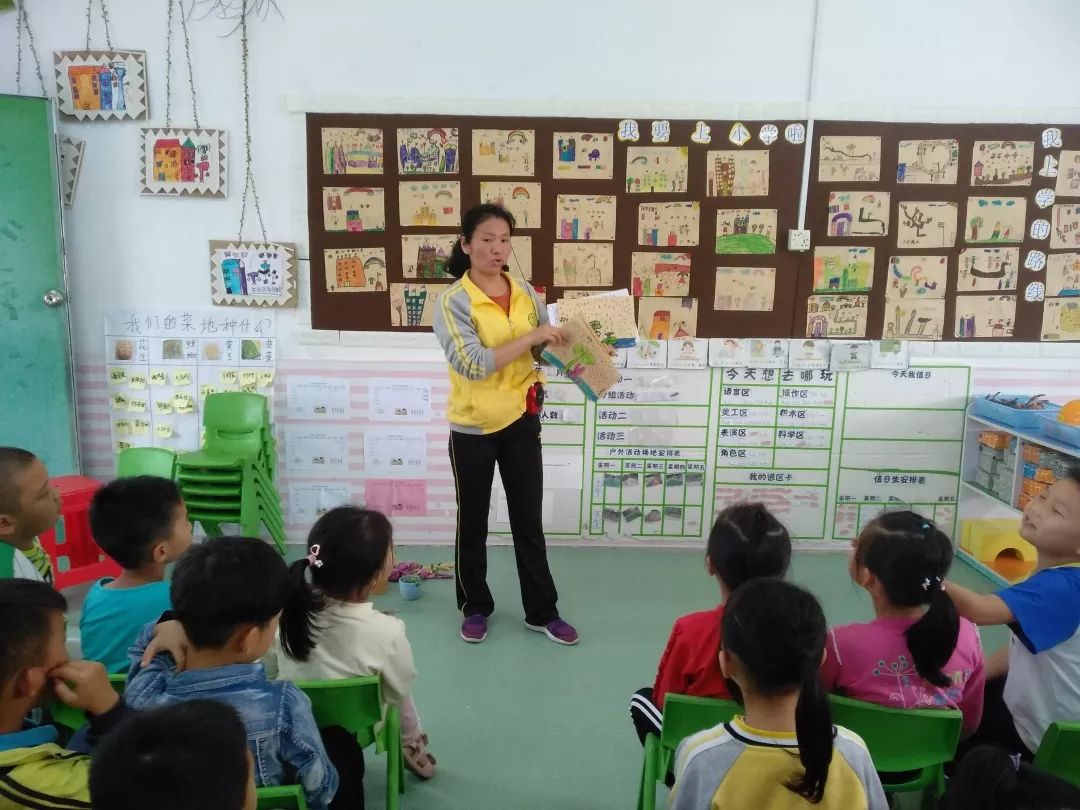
xmin=526 ymin=617 xmax=579 ymax=646
xmin=460 ymin=614 xmax=488 ymax=643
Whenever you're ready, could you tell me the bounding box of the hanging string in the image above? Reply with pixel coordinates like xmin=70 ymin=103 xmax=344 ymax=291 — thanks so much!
xmin=85 ymin=0 xmax=113 ymax=50
xmin=236 ymin=1 xmax=266 ymax=242
xmin=15 ymin=1 xmax=47 ymax=96
xmin=164 ymin=0 xmax=173 ymax=124
xmin=180 ymin=0 xmax=200 ymax=127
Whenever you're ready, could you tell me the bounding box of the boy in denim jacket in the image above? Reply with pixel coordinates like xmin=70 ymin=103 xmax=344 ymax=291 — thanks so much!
xmin=124 ymin=536 xmax=338 ymax=810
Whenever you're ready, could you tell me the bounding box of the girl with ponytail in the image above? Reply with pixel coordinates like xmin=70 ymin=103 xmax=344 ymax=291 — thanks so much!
xmin=670 ymin=579 xmax=887 ymax=809
xmin=271 ymin=506 xmax=437 ymax=779
xmin=821 ymin=511 xmax=985 ymax=737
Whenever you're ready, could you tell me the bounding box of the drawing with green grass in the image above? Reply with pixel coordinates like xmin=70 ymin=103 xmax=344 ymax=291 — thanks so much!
xmin=714 ymin=208 xmax=777 ymax=254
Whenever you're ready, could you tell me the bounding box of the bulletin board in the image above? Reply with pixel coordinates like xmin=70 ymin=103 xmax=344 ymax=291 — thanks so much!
xmin=802 ymin=122 xmax=1080 ymax=342
xmin=305 ymin=114 xmax=807 ymax=338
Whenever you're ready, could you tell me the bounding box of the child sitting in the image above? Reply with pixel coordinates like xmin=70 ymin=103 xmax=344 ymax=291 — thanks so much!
xmin=946 ymin=466 xmax=1080 ymax=760
xmin=0 ymin=447 xmax=60 ymax=583
xmin=821 ymin=511 xmax=985 ymax=737
xmin=91 ymin=700 xmax=258 ymax=810
xmin=0 ymin=579 xmax=129 ymax=808
xmin=670 ymin=578 xmax=887 ymax=810
xmin=942 ymin=744 xmax=1080 ymax=809
xmin=630 ymin=502 xmax=791 ymax=745
xmin=81 ymin=475 xmax=193 ymax=673
xmin=123 ymin=536 xmax=339 ymax=810
xmin=271 ymin=506 xmax=436 ymax=780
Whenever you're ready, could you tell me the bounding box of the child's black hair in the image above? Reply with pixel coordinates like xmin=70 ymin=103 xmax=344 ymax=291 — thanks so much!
xmin=0 ymin=446 xmax=38 ymax=515
xmin=0 ymin=579 xmax=67 ymax=690
xmin=1065 ymin=464 xmax=1080 ymax=486
xmin=722 ymin=578 xmax=834 ymax=803
xmin=170 ymin=536 xmax=293 ymax=650
xmin=445 ymin=204 xmax=516 ymax=279
xmin=855 ymin=510 xmax=959 ymax=688
xmin=942 ymin=745 xmax=1080 ymax=810
xmin=90 ymin=700 xmax=251 ymax=810
xmin=279 ymin=506 xmax=393 ymax=662
xmin=707 ymin=502 xmax=791 ymax=591
xmin=89 ymin=475 xmax=185 ymax=570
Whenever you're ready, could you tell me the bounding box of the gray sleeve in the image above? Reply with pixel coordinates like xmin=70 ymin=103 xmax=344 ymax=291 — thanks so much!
xmin=526 ymin=282 xmax=550 ymax=326
xmin=669 ymin=753 xmax=716 ymax=810
xmin=836 ymin=734 xmax=889 ymax=810
xmin=432 ymin=286 xmax=496 ymax=380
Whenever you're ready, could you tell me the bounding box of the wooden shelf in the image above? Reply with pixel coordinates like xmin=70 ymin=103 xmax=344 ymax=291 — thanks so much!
xmin=966 ymin=411 xmax=1080 ymax=461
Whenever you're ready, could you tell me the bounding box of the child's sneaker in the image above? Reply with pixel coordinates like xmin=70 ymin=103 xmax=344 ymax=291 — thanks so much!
xmin=526 ymin=617 xmax=579 ymax=645
xmin=460 ymin=614 xmax=488 ymax=643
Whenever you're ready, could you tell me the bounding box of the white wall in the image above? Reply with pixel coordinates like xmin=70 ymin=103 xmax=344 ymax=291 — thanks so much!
xmin=2 ymin=0 xmax=1080 ymax=366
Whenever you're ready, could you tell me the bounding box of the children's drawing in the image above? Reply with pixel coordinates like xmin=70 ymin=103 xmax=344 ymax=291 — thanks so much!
xmin=705 ymin=150 xmax=769 ymax=196
xmin=209 ymin=241 xmax=298 ymax=307
xmin=818 ymin=136 xmax=880 ymax=182
xmin=708 ymin=338 xmax=751 ymax=367
xmin=389 ymin=283 xmax=449 ymax=327
xmin=637 ymin=297 xmax=699 ymax=340
xmin=896 ymin=139 xmax=958 ymax=184
xmin=324 ymin=247 xmax=387 ymax=292
xmin=638 ymin=202 xmax=700 ymax=247
xmin=540 ymin=316 xmax=621 ymax=401
xmin=885 ymin=255 xmax=947 ymax=300
xmin=400 ymin=235 xmax=456 ymax=279
xmin=472 ymin=128 xmax=534 ymax=176
xmin=788 ymin=339 xmax=831 ymax=369
xmin=480 ymin=182 xmax=541 ymax=229
xmin=510 ymin=236 xmax=533 ymax=279
xmin=1055 ymin=151 xmax=1080 ymax=197
xmin=830 ymin=341 xmax=872 ymax=372
xmin=1051 ymin=204 xmax=1080 ymax=250
xmin=322 ymin=187 xmax=385 ymax=232
xmin=749 ymin=338 xmax=789 ymax=368
xmin=958 ymin=248 xmax=1020 ymax=291
xmin=553 ymin=244 xmax=613 ymax=287
xmin=965 ymin=197 xmax=1027 ymax=244
xmin=398 ymin=181 xmax=460 ymax=227
xmin=882 ymin=299 xmax=945 ymax=341
xmin=1042 ymin=299 xmax=1080 ymax=341
xmin=397 ymin=127 xmax=459 ymax=174
xmin=668 ymin=338 xmax=709 ymax=369
xmin=555 ymin=195 xmax=616 ymax=240
xmin=826 ymin=191 xmax=890 ymax=237
xmin=625 ymin=147 xmax=689 ymax=193
xmin=552 ymin=131 xmax=614 ymax=179
xmin=896 ymin=201 xmax=958 ymax=248
xmin=714 ymin=209 xmax=777 ymax=253
xmin=555 ymin=294 xmax=638 ymax=347
xmin=58 ymin=136 xmax=85 ymax=206
xmin=713 ymin=267 xmax=776 ymax=311
xmin=630 ymin=252 xmax=691 ymax=297
xmin=954 ymin=294 xmax=1016 ymax=339
xmin=805 ymin=295 xmax=869 ymax=338
xmin=54 ymin=50 xmax=148 ymax=121
xmin=970 ymin=140 xmax=1034 ymax=186
xmin=1046 ymin=253 xmax=1080 ymax=297
xmin=321 ymin=128 xmax=383 ymax=174
xmin=812 ymin=246 xmax=875 ymax=293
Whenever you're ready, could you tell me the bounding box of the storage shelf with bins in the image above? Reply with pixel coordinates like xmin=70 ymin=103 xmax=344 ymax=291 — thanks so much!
xmin=958 ymin=409 xmax=1080 ymax=584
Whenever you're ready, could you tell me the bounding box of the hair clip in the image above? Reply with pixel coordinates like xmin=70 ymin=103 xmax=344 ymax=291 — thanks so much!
xmin=921 ymin=522 xmax=931 ymax=530
xmin=921 ymin=577 xmax=932 ymax=591
xmin=1009 ymin=752 xmax=1021 ymax=771
xmin=921 ymin=575 xmax=943 ymax=591
xmin=306 ymin=544 xmax=324 ymax=569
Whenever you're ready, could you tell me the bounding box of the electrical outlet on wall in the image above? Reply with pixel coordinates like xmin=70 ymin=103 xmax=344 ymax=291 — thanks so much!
xmin=787 ymin=229 xmax=811 ymax=251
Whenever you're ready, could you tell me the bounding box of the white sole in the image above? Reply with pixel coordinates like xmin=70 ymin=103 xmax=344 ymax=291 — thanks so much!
xmin=460 ymin=628 xmax=487 ymax=643
xmin=525 ymin=622 xmax=579 ymax=646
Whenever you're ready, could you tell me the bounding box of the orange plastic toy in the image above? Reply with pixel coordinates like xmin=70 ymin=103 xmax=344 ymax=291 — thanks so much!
xmin=1059 ymin=399 xmax=1080 ymax=425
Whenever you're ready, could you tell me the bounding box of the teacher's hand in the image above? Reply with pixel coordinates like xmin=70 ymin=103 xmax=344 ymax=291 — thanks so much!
xmin=529 ymin=325 xmax=569 ymax=347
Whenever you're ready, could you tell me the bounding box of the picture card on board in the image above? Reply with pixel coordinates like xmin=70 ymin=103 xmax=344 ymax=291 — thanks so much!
xmin=553 ymin=243 xmax=613 ymax=287
xmin=748 ymin=338 xmax=790 ymax=368
xmin=829 ymin=341 xmax=872 ymax=372
xmin=1051 ymin=204 xmax=1080 ymax=250
xmin=667 ymin=338 xmax=709 ymax=369
xmin=714 ymin=209 xmax=777 ymax=254
xmin=958 ymin=248 xmax=1019 ymax=291
xmin=705 ymin=150 xmax=769 ymax=196
xmin=54 ymin=50 xmax=149 ymax=121
xmin=324 ymin=248 xmax=387 ymax=293
xmin=631 ymin=252 xmax=691 ymax=297
xmin=638 ymin=297 xmax=699 ymax=340
xmin=401 ymin=235 xmax=456 ymax=279
xmin=638 ymin=202 xmax=700 ymax=247
xmin=954 ymin=294 xmax=1016 ymax=338
xmin=323 ymin=187 xmax=385 ymax=232
xmin=965 ymin=197 xmax=1026 ymax=244
xmin=397 ymin=127 xmax=459 ymax=174
xmin=210 ymin=241 xmax=298 ymax=307
xmin=896 ymin=139 xmax=959 ymax=184
xmin=553 ymin=132 xmax=614 ymax=179
xmin=883 ymin=298 xmax=945 ymax=341
xmin=713 ymin=267 xmax=776 ymax=311
xmin=788 ymin=339 xmax=832 ymax=370
xmin=709 ymin=338 xmax=751 ymax=368
xmin=1046 ymin=252 xmax=1080 ymax=297
xmin=825 ymin=191 xmax=890 ymax=237
xmin=812 ymin=247 xmax=875 ymax=294
xmin=625 ymin=147 xmax=689 ymax=193
xmin=472 ymin=128 xmax=535 ymax=176
xmin=389 ymin=283 xmax=449 ymax=327
xmin=806 ymin=295 xmax=869 ymax=338
xmin=481 ymin=182 xmax=541 ymax=229
xmin=555 ymin=195 xmax=617 ymax=240
xmin=626 ymin=339 xmax=668 ymax=369
xmin=971 ymin=140 xmax=1034 ymax=187
xmin=399 ymin=181 xmax=460 ymax=227
xmin=321 ymin=128 xmax=383 ymax=174
xmin=1055 ymin=151 xmax=1080 ymax=197
xmin=818 ymin=136 xmax=880 ymax=182
xmin=896 ymin=202 xmax=958 ymax=249
xmin=139 ymin=128 xmax=228 ymax=197
xmin=886 ymin=255 xmax=947 ymax=300
xmin=870 ymin=340 xmax=911 ymax=370
xmin=1042 ymin=299 xmax=1080 ymax=341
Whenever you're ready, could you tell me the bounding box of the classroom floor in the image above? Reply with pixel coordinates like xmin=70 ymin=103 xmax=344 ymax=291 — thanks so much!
xmin=64 ymin=547 xmax=1004 ymax=810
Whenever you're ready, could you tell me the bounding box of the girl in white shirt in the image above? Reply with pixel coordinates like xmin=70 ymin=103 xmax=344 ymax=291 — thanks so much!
xmin=275 ymin=506 xmax=436 ymax=778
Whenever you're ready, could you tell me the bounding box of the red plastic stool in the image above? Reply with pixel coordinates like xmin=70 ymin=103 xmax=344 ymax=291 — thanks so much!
xmin=37 ymin=475 xmax=120 ymax=590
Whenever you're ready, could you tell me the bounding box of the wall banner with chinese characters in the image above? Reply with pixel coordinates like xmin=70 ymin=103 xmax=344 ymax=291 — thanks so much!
xmin=105 ymin=310 xmax=277 ymax=454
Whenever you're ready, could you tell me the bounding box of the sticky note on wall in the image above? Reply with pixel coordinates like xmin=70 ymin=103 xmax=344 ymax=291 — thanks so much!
xmin=129 ymin=373 xmax=148 ymax=390
xmin=172 ymin=370 xmax=192 ymax=386
xmin=109 ymin=367 xmax=128 ymax=385
xmin=150 ymin=370 xmax=168 ymax=386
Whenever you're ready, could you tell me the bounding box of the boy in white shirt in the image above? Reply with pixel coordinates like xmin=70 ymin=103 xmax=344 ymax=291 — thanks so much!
xmin=0 ymin=448 xmax=61 ymax=583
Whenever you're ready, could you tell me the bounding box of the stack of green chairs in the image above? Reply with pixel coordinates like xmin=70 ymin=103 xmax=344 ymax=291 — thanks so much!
xmin=116 ymin=447 xmax=177 ymax=479
xmin=175 ymin=392 xmax=286 ymax=554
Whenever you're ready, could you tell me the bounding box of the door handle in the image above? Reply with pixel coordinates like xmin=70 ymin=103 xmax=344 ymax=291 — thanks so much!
xmin=43 ymin=289 xmax=66 ymax=308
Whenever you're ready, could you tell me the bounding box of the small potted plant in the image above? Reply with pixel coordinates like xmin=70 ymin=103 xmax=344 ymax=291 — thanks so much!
xmin=398 ymin=573 xmax=423 ymax=601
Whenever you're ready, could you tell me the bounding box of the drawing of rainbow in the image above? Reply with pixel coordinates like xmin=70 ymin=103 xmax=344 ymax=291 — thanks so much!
xmin=506 ymin=130 xmax=528 ymax=143
xmin=512 ymin=186 xmax=531 ymax=199
xmin=434 ymin=189 xmax=454 ymax=199
xmin=630 ymin=155 xmax=648 ymax=165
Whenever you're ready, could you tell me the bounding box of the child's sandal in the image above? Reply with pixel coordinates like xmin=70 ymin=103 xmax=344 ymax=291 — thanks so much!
xmin=404 ymin=739 xmax=436 ymax=779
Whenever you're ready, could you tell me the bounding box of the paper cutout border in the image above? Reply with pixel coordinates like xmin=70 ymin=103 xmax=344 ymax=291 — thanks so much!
xmin=138 ymin=128 xmax=228 ymax=197
xmin=209 ymin=241 xmax=299 ymax=308
xmin=53 ymin=50 xmax=149 ymax=121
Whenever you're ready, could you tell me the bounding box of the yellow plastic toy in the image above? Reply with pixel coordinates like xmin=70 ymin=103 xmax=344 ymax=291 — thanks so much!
xmin=960 ymin=518 xmax=1037 ymax=582
xmin=1060 ymin=399 xmax=1080 ymax=426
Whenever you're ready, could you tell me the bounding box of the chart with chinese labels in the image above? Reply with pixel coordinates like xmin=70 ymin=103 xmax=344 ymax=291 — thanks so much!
xmin=105 ymin=311 xmax=276 ymax=452
xmin=588 ymin=369 xmax=713 ymax=538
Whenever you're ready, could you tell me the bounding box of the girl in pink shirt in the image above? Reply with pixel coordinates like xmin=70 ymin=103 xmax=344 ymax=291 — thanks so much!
xmin=821 ymin=511 xmax=985 ymax=736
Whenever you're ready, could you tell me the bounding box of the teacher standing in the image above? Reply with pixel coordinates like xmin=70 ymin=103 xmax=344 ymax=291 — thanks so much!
xmin=432 ymin=204 xmax=579 ymax=647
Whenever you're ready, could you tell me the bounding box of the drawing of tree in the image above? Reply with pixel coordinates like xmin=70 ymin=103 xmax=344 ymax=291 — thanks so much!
xmin=969 ymin=216 xmax=984 ymax=241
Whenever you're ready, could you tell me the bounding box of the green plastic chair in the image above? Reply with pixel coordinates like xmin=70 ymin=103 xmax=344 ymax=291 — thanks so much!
xmin=296 ymin=676 xmax=404 ymax=810
xmin=1034 ymin=721 xmax=1080 ymax=787
xmin=50 ymin=673 xmax=127 ymax=732
xmin=116 ymin=447 xmax=177 ymax=479
xmin=255 ymin=785 xmax=307 ymax=810
xmin=638 ymin=694 xmax=740 ymax=810
xmin=828 ymin=694 xmax=962 ymax=804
